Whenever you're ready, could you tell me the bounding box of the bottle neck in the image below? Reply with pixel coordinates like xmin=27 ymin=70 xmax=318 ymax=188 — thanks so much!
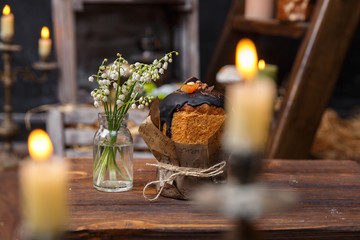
xmin=98 ymin=113 xmax=128 ymax=129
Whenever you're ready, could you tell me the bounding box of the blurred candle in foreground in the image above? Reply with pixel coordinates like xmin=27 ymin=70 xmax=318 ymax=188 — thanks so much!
xmin=224 ymin=80 xmax=276 ymax=154
xmin=20 ymin=129 xmax=68 ymax=239
xmin=38 ymin=26 xmax=52 ymax=61
xmin=224 ymin=39 xmax=276 ymax=154
xmin=1 ymin=5 xmax=14 ymax=43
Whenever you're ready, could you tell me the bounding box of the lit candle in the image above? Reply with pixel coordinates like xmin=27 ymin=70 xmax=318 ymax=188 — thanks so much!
xmin=38 ymin=26 xmax=52 ymax=61
xmin=1 ymin=5 xmax=14 ymax=43
xmin=216 ymin=39 xmax=258 ymax=84
xmin=19 ymin=129 xmax=68 ymax=239
xmin=244 ymin=0 xmax=274 ymax=20
xmin=235 ymin=38 xmax=258 ymax=80
xmin=224 ymin=39 xmax=276 ymax=154
xmin=258 ymin=59 xmax=278 ymax=82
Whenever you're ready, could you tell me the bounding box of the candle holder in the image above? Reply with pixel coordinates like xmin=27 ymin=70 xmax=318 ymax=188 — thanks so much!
xmin=195 ymin=151 xmax=297 ymax=240
xmin=226 ymin=152 xmax=264 ymax=240
xmin=0 ymin=42 xmax=57 ymax=170
xmin=2 ymin=36 xmax=13 ymax=45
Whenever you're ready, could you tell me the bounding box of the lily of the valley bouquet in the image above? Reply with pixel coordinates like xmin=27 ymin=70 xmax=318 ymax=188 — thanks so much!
xmin=89 ymin=51 xmax=178 ymax=192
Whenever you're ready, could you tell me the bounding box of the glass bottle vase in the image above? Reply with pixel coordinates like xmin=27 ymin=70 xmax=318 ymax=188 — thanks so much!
xmin=93 ymin=113 xmax=133 ymax=192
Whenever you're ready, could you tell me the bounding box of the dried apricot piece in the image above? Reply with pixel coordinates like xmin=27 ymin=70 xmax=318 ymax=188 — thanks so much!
xmin=181 ymin=83 xmax=198 ymax=93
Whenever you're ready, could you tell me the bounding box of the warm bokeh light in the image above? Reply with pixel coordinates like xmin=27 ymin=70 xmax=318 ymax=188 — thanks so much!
xmin=28 ymin=129 xmax=53 ymax=162
xmin=3 ymin=5 xmax=11 ymax=15
xmin=41 ymin=26 xmax=50 ymax=39
xmin=235 ymin=38 xmax=258 ymax=81
xmin=258 ymin=59 xmax=266 ymax=70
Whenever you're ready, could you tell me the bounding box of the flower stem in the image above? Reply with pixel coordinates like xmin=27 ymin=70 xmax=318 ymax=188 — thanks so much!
xmin=93 ymin=134 xmax=131 ymax=185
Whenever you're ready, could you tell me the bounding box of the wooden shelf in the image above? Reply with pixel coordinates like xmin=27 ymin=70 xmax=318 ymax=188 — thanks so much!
xmin=206 ymin=0 xmax=360 ymax=159
xmin=232 ymin=16 xmax=309 ymax=39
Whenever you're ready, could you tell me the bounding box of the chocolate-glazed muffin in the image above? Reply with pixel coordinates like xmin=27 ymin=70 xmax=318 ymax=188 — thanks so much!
xmin=159 ymin=77 xmax=225 ymax=144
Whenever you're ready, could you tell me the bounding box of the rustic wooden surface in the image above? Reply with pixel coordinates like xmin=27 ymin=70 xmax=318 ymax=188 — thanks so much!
xmin=232 ymin=16 xmax=308 ymax=39
xmin=2 ymin=158 xmax=360 ymax=239
xmin=51 ymin=0 xmax=77 ymax=103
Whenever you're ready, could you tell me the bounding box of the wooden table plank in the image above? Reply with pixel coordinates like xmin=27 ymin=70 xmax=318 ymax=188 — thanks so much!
xmin=2 ymin=158 xmax=360 ymax=239
xmin=0 ymin=169 xmax=20 ymax=240
xmin=258 ymin=159 xmax=360 ymax=239
xmin=67 ymin=158 xmax=232 ymax=238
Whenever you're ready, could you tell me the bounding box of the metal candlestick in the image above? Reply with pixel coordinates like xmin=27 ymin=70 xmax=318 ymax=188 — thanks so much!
xmin=0 ymin=42 xmax=57 ymax=170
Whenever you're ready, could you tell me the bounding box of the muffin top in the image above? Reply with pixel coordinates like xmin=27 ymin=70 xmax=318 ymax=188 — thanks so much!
xmin=159 ymin=77 xmax=224 ymax=137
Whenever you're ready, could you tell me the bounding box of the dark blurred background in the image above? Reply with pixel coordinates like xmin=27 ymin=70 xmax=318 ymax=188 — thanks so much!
xmin=0 ymin=0 xmax=359 ymax=142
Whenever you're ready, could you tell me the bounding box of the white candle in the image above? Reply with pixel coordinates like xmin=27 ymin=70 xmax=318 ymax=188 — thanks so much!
xmin=224 ymin=80 xmax=276 ymax=154
xmin=223 ymin=38 xmax=276 ymax=154
xmin=19 ymin=129 xmax=68 ymax=238
xmin=38 ymin=26 xmax=52 ymax=61
xmin=245 ymin=0 xmax=274 ymax=20
xmin=1 ymin=5 xmax=14 ymax=43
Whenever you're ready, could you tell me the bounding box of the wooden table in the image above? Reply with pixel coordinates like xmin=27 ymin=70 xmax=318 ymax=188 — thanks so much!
xmin=2 ymin=158 xmax=360 ymax=239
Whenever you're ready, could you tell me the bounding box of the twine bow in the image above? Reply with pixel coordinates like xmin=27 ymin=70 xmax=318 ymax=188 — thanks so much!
xmin=143 ymin=161 xmax=226 ymax=201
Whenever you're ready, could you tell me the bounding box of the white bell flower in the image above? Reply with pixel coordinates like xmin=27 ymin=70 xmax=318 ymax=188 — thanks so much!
xmin=118 ymin=94 xmax=125 ymax=100
xmin=163 ymin=62 xmax=168 ymax=70
xmin=116 ymin=100 xmax=123 ymax=106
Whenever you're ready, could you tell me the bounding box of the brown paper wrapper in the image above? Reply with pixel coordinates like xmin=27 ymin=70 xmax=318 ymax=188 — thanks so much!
xmin=139 ymin=98 xmax=227 ymax=200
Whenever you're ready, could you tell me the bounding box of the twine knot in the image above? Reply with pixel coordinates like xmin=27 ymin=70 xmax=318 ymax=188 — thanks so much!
xmin=143 ymin=161 xmax=226 ymax=201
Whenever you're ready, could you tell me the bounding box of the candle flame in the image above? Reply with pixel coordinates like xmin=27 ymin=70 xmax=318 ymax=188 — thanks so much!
xmin=41 ymin=26 xmax=50 ymax=39
xmin=3 ymin=5 xmax=10 ymax=15
xmin=258 ymin=59 xmax=266 ymax=70
xmin=28 ymin=129 xmax=53 ymax=162
xmin=235 ymin=38 xmax=258 ymax=81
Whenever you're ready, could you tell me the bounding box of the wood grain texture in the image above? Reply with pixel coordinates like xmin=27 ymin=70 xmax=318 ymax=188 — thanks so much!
xmin=2 ymin=158 xmax=360 ymax=239
xmin=232 ymin=16 xmax=308 ymax=39
xmin=0 ymin=169 xmax=20 ymax=240
xmin=66 ymin=158 xmax=232 ymax=237
xmin=51 ymin=0 xmax=78 ymax=103
xmin=258 ymin=159 xmax=360 ymax=239
xmin=267 ymin=0 xmax=360 ymax=159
